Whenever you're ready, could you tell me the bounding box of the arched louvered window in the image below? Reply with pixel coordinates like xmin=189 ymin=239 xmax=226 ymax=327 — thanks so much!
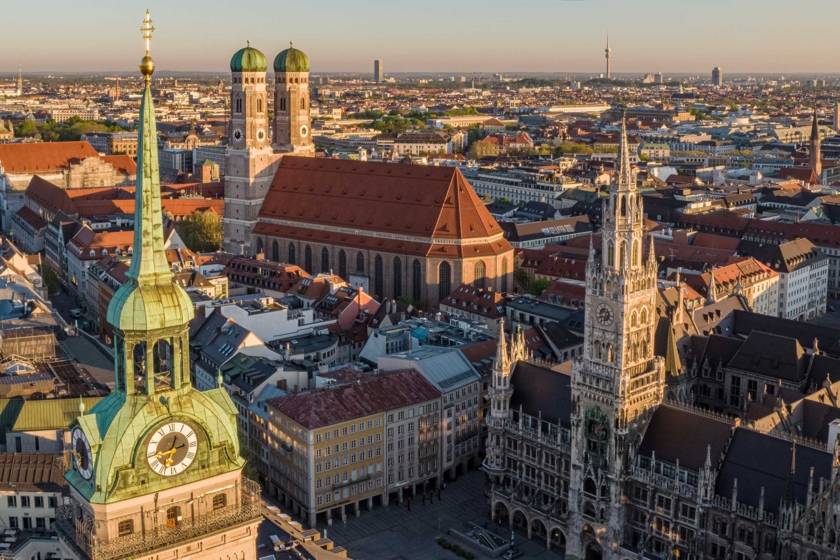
xmin=338 ymin=250 xmax=347 ymax=278
xmin=438 ymin=261 xmax=452 ymax=300
xmin=321 ymin=247 xmax=330 ymax=273
xmin=393 ymin=257 xmax=403 ymax=298
xmin=412 ymin=259 xmax=422 ymax=302
xmin=374 ymin=255 xmax=384 ymax=296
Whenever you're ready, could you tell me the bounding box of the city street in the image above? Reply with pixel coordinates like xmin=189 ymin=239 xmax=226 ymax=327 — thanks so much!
xmin=319 ymin=471 xmax=563 ymax=560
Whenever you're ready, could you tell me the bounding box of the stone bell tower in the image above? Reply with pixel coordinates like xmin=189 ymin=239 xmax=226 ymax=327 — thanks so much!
xmin=223 ymin=41 xmax=278 ymax=255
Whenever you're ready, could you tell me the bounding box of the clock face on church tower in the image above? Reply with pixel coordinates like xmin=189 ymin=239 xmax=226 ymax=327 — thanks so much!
xmin=72 ymin=427 xmax=93 ymax=480
xmin=146 ymin=421 xmax=199 ymax=477
xmin=596 ymin=304 xmax=613 ymax=327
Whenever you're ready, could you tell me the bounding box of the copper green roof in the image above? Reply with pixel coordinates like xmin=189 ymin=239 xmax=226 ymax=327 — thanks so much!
xmin=274 ymin=43 xmax=310 ymax=73
xmin=68 ymin=386 xmax=243 ymax=503
xmin=11 ymin=397 xmax=103 ymax=431
xmin=230 ymin=43 xmax=268 ymax=73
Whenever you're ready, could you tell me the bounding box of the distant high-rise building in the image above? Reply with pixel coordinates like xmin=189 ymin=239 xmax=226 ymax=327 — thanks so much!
xmin=810 ymin=108 xmax=822 ymax=184
xmin=374 ymin=58 xmax=384 ymax=83
xmin=656 ymin=72 xmax=664 ymax=84
xmin=712 ymin=66 xmax=723 ymax=87
xmin=15 ymin=68 xmax=22 ymax=96
xmin=604 ymin=35 xmax=612 ymax=79
xmin=834 ymin=101 xmax=840 ymax=131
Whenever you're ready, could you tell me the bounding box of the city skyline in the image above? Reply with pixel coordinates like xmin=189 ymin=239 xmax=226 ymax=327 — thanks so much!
xmin=3 ymin=0 xmax=840 ymax=74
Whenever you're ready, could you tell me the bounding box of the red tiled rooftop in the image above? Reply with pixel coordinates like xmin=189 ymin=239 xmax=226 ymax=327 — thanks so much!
xmin=0 ymin=141 xmax=99 ymax=174
xmin=268 ymin=370 xmax=440 ymax=429
xmin=257 ymin=157 xmax=510 ymax=252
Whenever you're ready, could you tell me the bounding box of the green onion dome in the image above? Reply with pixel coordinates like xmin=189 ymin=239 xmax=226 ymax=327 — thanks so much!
xmin=274 ymin=43 xmax=310 ymax=73
xmin=230 ymin=43 xmax=268 ymax=73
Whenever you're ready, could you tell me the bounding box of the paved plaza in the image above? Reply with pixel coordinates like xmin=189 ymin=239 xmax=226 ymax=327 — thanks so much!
xmin=320 ymin=470 xmax=564 ymax=560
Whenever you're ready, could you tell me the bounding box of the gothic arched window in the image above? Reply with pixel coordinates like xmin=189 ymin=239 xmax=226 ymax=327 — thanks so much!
xmin=640 ymin=306 xmax=648 ymax=325
xmin=473 ymin=260 xmax=486 ymax=289
xmin=607 ymin=241 xmax=614 ymax=266
xmin=438 ymin=261 xmax=452 ymax=300
xmin=305 ymin=245 xmax=313 ymax=272
xmin=271 ymin=240 xmax=280 ymax=262
xmin=374 ymin=255 xmax=384 ymax=296
xmin=288 ymin=243 xmax=296 ymax=265
xmin=412 ymin=259 xmax=422 ymax=302
xmin=393 ymin=257 xmax=403 ymax=298
xmin=257 ymin=98 xmax=262 ymax=113
xmin=630 ymin=311 xmax=638 ymax=327
xmin=338 ymin=250 xmax=347 ymax=278
xmin=619 ymin=241 xmax=627 ymax=267
xmin=501 ymin=257 xmax=509 ymax=292
xmin=356 ymin=252 xmax=365 ymax=274
xmin=279 ymin=96 xmax=286 ymax=112
xmin=300 ymin=96 xmax=306 ymax=110
xmin=234 ymin=96 xmax=242 ymax=114
xmin=256 ymin=237 xmax=264 ymax=255
xmin=632 ymin=240 xmax=639 ymax=266
xmin=321 ymin=247 xmax=330 ymax=272
xmin=619 ymin=195 xmax=626 ymax=217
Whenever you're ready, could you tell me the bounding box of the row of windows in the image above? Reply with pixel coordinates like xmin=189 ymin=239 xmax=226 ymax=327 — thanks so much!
xmin=7 ymin=495 xmax=56 ymax=508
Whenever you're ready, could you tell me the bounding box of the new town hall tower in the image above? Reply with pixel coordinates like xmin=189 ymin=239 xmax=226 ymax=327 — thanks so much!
xmin=223 ymin=41 xmax=314 ymax=254
xmin=565 ymin=118 xmax=665 ymax=558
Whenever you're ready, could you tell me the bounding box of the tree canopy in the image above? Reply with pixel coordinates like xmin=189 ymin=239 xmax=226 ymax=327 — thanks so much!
xmin=174 ymin=210 xmax=222 ymax=253
xmin=14 ymin=117 xmax=127 ymax=141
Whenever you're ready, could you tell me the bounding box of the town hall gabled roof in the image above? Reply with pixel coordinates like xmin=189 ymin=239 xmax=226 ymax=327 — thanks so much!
xmin=255 ymin=157 xmax=512 ymax=258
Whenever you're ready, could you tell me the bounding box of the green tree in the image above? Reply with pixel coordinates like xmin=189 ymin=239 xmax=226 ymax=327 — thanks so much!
xmin=176 ymin=210 xmax=222 ymax=252
xmin=41 ymin=264 xmax=60 ymax=295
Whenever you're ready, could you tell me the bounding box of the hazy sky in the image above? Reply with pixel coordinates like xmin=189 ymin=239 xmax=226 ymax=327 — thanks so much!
xmin=2 ymin=0 xmax=839 ymax=74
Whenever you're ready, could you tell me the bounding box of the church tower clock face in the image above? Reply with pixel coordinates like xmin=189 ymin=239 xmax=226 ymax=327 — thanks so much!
xmin=596 ymin=304 xmax=613 ymax=327
xmin=146 ymin=421 xmax=199 ymax=477
xmin=72 ymin=427 xmax=93 ymax=480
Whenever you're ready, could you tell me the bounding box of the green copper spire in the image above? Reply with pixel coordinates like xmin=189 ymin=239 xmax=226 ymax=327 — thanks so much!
xmin=106 ymin=11 xmax=193 ymax=333
xmin=129 ymin=9 xmax=169 ymax=283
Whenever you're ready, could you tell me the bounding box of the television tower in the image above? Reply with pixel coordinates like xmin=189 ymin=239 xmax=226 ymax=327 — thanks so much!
xmin=605 ymin=34 xmax=612 ymax=79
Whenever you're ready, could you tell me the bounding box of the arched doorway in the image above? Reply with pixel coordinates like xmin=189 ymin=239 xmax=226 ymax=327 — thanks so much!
xmin=582 ymin=524 xmax=602 ymax=560
xmin=493 ymin=502 xmax=509 ymax=526
xmin=530 ymin=518 xmax=547 ymax=542
xmin=585 ymin=542 xmax=603 ymax=560
xmin=549 ymin=527 xmax=566 ymax=551
xmin=512 ymin=510 xmax=527 ymax=534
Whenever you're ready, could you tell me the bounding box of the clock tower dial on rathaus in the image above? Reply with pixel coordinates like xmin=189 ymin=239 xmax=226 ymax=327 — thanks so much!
xmin=566 ymin=116 xmax=666 ymax=558
xmin=58 ymin=12 xmax=260 ymax=560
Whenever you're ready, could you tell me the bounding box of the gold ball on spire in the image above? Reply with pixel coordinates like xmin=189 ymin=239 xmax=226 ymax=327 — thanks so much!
xmin=140 ymin=55 xmax=155 ymax=78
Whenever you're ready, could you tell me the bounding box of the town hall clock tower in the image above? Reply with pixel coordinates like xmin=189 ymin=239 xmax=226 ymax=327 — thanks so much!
xmin=565 ymin=118 xmax=665 ymax=559
xmin=57 ymin=12 xmax=261 ymax=560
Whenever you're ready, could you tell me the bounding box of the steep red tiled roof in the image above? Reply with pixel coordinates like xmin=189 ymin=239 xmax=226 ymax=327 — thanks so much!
xmin=269 ymin=370 xmax=440 ymax=429
xmin=0 ymin=141 xmax=99 ymax=174
xmin=101 ymin=154 xmax=137 ymax=176
xmin=25 ymin=176 xmax=76 ymax=215
xmin=257 ymin=157 xmax=509 ymax=249
xmin=15 ymin=206 xmax=47 ymax=230
xmin=67 ymin=228 xmax=134 ymax=259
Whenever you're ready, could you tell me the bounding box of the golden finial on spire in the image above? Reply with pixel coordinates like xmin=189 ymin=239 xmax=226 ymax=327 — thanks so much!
xmin=139 ymin=9 xmax=155 ymax=80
